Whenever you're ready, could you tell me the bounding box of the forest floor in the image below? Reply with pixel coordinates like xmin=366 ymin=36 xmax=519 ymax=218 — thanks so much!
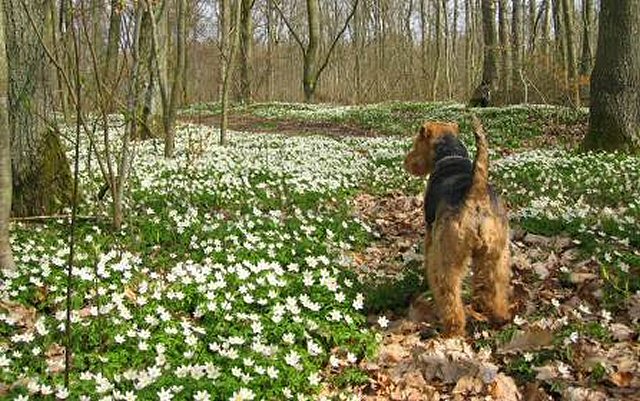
xmin=184 ymin=103 xmax=640 ymax=400
xmin=1 ymin=102 xmax=638 ymax=401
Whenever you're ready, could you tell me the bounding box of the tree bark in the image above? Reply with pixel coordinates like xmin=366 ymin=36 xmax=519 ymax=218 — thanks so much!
xmin=583 ymin=0 xmax=640 ymax=153
xmin=4 ymin=0 xmax=73 ymax=217
xmin=432 ymin=0 xmax=442 ymax=100
xmin=266 ymin=0 xmax=275 ymax=99
xmin=497 ymin=0 xmax=511 ymax=102
xmin=579 ymin=0 xmax=594 ymax=75
xmin=541 ymin=0 xmax=551 ymax=65
xmin=163 ymin=0 xmax=187 ymax=157
xmin=352 ymin=0 xmax=362 ymax=103
xmin=561 ymin=0 xmax=579 ymax=106
xmin=481 ymin=0 xmax=499 ymax=90
xmin=238 ymin=0 xmax=254 ymax=103
xmin=303 ymin=0 xmax=320 ymax=102
xmin=511 ymin=0 xmax=523 ymax=102
xmin=220 ymin=0 xmax=242 ymax=145
xmin=104 ymin=0 xmax=122 ymax=111
xmin=114 ymin=4 xmax=144 ymax=229
xmin=0 ymin=0 xmax=14 ymax=272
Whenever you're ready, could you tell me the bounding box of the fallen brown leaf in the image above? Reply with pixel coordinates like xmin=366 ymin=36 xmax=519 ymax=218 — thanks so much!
xmin=609 ymin=371 xmax=633 ymax=387
xmin=0 ymin=300 xmax=36 ymax=330
xmin=499 ymin=329 xmax=554 ymax=354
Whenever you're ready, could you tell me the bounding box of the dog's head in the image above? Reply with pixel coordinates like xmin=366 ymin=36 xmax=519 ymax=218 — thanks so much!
xmin=404 ymin=121 xmax=460 ymax=176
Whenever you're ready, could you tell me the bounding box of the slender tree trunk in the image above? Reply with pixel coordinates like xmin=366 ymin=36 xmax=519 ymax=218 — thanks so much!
xmin=527 ymin=0 xmax=536 ymax=52
xmin=421 ymin=0 xmax=429 ymax=97
xmin=541 ymin=0 xmax=551 ymax=66
xmin=163 ymin=0 xmax=187 ymax=158
xmin=561 ymin=0 xmax=579 ymax=106
xmin=552 ymin=0 xmax=566 ymax=78
xmin=220 ymin=0 xmax=242 ymax=144
xmin=4 ymin=0 xmax=73 ymax=217
xmin=432 ymin=0 xmax=442 ymax=100
xmin=114 ymin=5 xmax=144 ymax=229
xmin=583 ymin=0 xmax=640 ymax=153
xmin=0 ymin=0 xmax=14 ymax=272
xmin=512 ymin=0 xmax=523 ymax=102
xmin=481 ymin=0 xmax=499 ymax=89
xmin=452 ymin=0 xmax=458 ymax=56
xmin=303 ymin=0 xmax=320 ymax=102
xmin=464 ymin=0 xmax=475 ymax=96
xmin=498 ymin=0 xmax=511 ymax=102
xmin=266 ymin=0 xmax=274 ymax=100
xmin=353 ymin=0 xmax=362 ymax=103
xmin=579 ymin=0 xmax=594 ymax=75
xmin=238 ymin=0 xmax=254 ymax=103
xmin=442 ymin=0 xmax=453 ymax=99
xmin=105 ymin=0 xmax=122 ymax=111
xmin=219 ymin=0 xmax=231 ymax=99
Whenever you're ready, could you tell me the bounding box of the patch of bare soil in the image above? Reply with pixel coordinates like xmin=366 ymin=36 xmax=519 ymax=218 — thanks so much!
xmin=341 ymin=192 xmax=640 ymax=401
xmin=346 ymin=192 xmax=425 ymax=281
xmin=181 ymin=113 xmax=382 ymax=138
xmin=531 ymin=121 xmax=588 ymax=149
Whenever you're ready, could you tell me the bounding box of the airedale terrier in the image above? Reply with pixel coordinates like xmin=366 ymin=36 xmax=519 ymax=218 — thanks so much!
xmin=404 ymin=117 xmax=511 ymax=336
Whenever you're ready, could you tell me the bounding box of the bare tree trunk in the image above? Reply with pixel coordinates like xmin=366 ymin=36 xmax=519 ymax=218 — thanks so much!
xmin=442 ymin=0 xmax=453 ymax=99
xmin=541 ymin=0 xmax=551 ymax=66
xmin=465 ymin=0 xmax=474 ymax=96
xmin=273 ymin=0 xmax=358 ymax=103
xmin=0 ymin=1 xmax=14 ymax=272
xmin=452 ymin=0 xmax=458 ymax=56
xmin=303 ymin=0 xmax=320 ymax=102
xmin=219 ymin=0 xmax=231 ymax=99
xmin=481 ymin=0 xmax=499 ymax=90
xmin=220 ymin=0 xmax=242 ymax=144
xmin=561 ymin=0 xmax=579 ymax=106
xmin=238 ymin=0 xmax=254 ymax=103
xmin=4 ymin=0 xmax=73 ymax=217
xmin=432 ymin=0 xmax=442 ymax=100
xmin=497 ymin=0 xmax=511 ymax=102
xmin=114 ymin=5 xmax=144 ymax=229
xmin=584 ymin=0 xmax=640 ymax=153
xmin=527 ymin=0 xmax=536 ymax=52
xmin=511 ymin=0 xmax=523 ymax=102
xmin=164 ymin=0 xmax=187 ymax=157
xmin=421 ymin=0 xmax=429 ymax=96
xmin=579 ymin=0 xmax=594 ymax=75
xmin=552 ymin=0 xmax=566 ymax=77
xmin=146 ymin=0 xmax=186 ymax=156
xmin=105 ymin=0 xmax=122 ymax=111
xmin=352 ymin=0 xmax=362 ymax=103
xmin=266 ymin=0 xmax=275 ymax=100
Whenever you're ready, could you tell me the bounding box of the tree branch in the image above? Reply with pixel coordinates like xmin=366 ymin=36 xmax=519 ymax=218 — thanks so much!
xmin=271 ymin=0 xmax=305 ymax=53
xmin=316 ymin=0 xmax=359 ymax=79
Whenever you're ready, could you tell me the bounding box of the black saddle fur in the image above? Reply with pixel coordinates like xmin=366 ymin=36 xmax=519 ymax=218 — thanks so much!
xmin=424 ymin=134 xmax=497 ymax=226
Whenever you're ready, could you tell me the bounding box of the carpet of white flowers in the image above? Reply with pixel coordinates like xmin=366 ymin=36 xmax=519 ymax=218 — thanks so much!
xmin=1 ymin=109 xmax=639 ymax=400
xmin=0 ymin=123 xmax=409 ymax=401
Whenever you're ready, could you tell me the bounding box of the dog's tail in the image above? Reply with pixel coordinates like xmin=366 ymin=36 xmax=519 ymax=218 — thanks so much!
xmin=467 ymin=115 xmax=490 ymax=202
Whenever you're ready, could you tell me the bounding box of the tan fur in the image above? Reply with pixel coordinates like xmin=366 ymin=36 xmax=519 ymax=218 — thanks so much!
xmin=404 ymin=119 xmax=511 ymax=337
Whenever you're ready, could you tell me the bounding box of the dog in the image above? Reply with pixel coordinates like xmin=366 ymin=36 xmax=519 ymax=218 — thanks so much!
xmin=404 ymin=117 xmax=511 ymax=336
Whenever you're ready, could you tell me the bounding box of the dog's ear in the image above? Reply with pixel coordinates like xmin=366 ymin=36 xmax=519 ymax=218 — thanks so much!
xmin=449 ymin=122 xmax=459 ymax=133
xmin=420 ymin=123 xmax=432 ymax=138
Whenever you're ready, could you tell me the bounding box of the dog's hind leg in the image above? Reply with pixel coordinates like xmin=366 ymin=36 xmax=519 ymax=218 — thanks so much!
xmin=472 ymin=234 xmax=511 ymax=324
xmin=427 ymin=224 xmax=470 ymax=337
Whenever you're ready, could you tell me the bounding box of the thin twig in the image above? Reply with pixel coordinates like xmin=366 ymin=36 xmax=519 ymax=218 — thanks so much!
xmin=271 ymin=0 xmax=305 ymax=52
xmin=10 ymin=214 xmax=103 ymax=223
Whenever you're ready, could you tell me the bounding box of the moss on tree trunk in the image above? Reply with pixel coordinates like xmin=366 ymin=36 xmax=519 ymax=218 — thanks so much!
xmin=12 ymin=129 xmax=73 ymax=217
